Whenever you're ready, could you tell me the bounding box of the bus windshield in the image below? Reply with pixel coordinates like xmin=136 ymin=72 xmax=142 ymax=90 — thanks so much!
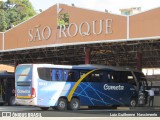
xmin=134 ymin=72 xmax=148 ymax=88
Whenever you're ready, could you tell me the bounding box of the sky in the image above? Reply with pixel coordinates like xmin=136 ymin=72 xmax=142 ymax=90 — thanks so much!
xmin=29 ymin=0 xmax=160 ymax=14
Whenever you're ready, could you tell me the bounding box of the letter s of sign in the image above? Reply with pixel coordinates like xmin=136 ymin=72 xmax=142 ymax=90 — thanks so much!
xmin=28 ymin=29 xmax=34 ymax=42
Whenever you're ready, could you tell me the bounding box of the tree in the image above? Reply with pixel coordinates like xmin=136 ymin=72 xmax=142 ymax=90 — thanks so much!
xmin=57 ymin=13 xmax=69 ymax=29
xmin=0 ymin=9 xmax=8 ymax=32
xmin=0 ymin=0 xmax=36 ymax=32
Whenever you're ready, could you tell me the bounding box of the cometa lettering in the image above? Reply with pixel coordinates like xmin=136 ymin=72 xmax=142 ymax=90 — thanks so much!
xmin=17 ymin=89 xmax=30 ymax=94
xmin=104 ymin=84 xmax=124 ymax=90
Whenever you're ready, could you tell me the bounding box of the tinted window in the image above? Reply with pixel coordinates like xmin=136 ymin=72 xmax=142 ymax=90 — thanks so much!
xmin=67 ymin=71 xmax=75 ymax=82
xmin=51 ymin=69 xmax=79 ymax=82
xmin=89 ymin=71 xmax=104 ymax=82
xmin=134 ymin=72 xmax=148 ymax=87
xmin=65 ymin=70 xmax=79 ymax=82
xmin=107 ymin=71 xmax=119 ymax=83
xmin=38 ymin=68 xmax=52 ymax=81
xmin=80 ymin=70 xmax=104 ymax=82
xmin=52 ymin=69 xmax=63 ymax=81
xmin=119 ymin=71 xmax=134 ymax=83
xmin=80 ymin=70 xmax=90 ymax=82
xmin=134 ymin=72 xmax=146 ymax=82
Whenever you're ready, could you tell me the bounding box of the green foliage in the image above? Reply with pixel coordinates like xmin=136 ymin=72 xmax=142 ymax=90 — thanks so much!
xmin=0 ymin=0 xmax=36 ymax=32
xmin=0 ymin=9 xmax=8 ymax=32
xmin=57 ymin=13 xmax=69 ymax=28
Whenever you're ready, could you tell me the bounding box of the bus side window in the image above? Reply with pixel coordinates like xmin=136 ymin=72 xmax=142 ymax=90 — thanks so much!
xmin=81 ymin=70 xmax=104 ymax=82
xmin=105 ymin=72 xmax=111 ymax=83
xmin=108 ymin=71 xmax=119 ymax=83
xmin=126 ymin=72 xmax=136 ymax=85
xmin=88 ymin=73 xmax=95 ymax=82
xmin=63 ymin=70 xmax=78 ymax=82
xmin=52 ymin=69 xmax=57 ymax=81
xmin=66 ymin=70 xmax=79 ymax=82
xmin=74 ymin=70 xmax=79 ymax=81
xmin=68 ymin=71 xmax=75 ymax=82
xmin=80 ymin=71 xmax=89 ymax=82
xmin=64 ymin=70 xmax=68 ymax=81
xmin=89 ymin=71 xmax=103 ymax=82
xmin=52 ymin=69 xmax=63 ymax=81
xmin=118 ymin=71 xmax=127 ymax=83
xmin=38 ymin=68 xmax=52 ymax=81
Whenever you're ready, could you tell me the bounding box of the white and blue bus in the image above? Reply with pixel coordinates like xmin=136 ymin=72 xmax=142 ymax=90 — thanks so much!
xmin=15 ymin=64 xmax=148 ymax=110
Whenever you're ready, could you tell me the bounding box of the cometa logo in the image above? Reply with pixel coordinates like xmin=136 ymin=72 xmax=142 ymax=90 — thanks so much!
xmin=104 ymin=84 xmax=124 ymax=90
xmin=17 ymin=89 xmax=30 ymax=94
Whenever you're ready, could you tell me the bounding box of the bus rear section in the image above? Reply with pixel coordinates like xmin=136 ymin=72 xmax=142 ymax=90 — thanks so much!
xmin=15 ymin=64 xmax=36 ymax=105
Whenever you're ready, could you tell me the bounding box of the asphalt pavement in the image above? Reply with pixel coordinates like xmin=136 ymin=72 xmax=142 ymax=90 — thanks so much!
xmin=0 ymin=106 xmax=160 ymax=117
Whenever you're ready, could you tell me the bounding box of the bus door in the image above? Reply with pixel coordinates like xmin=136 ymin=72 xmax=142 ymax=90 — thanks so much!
xmin=16 ymin=65 xmax=33 ymax=99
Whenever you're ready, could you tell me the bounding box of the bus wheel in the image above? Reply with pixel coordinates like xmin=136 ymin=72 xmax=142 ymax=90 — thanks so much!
xmin=40 ymin=107 xmax=49 ymax=111
xmin=68 ymin=98 xmax=80 ymax=111
xmin=57 ymin=98 xmax=67 ymax=111
xmin=130 ymin=98 xmax=137 ymax=107
xmin=9 ymin=96 xmax=16 ymax=106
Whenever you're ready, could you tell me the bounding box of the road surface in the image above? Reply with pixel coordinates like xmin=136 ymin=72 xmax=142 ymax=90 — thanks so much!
xmin=0 ymin=106 xmax=159 ymax=117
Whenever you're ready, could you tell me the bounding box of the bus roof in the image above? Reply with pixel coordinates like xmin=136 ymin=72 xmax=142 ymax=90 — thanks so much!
xmin=0 ymin=71 xmax=15 ymax=78
xmin=18 ymin=64 xmax=140 ymax=72
xmin=73 ymin=64 xmax=139 ymax=71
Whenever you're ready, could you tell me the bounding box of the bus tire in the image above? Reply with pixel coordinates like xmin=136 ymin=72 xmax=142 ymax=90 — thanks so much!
xmin=68 ymin=98 xmax=80 ymax=111
xmin=130 ymin=98 xmax=137 ymax=107
xmin=9 ymin=96 xmax=16 ymax=106
xmin=57 ymin=98 xmax=67 ymax=111
xmin=40 ymin=107 xmax=49 ymax=111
